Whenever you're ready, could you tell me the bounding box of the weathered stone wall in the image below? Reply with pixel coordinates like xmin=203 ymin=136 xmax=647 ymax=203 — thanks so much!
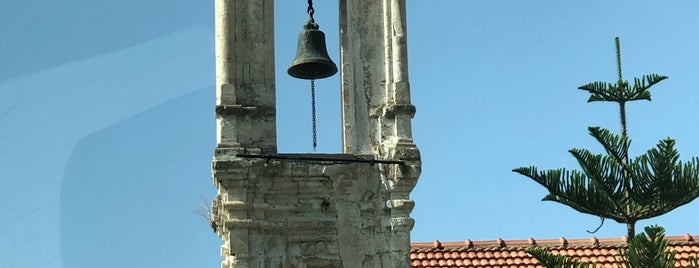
xmin=211 ymin=0 xmax=420 ymax=267
xmin=212 ymin=155 xmax=419 ymax=267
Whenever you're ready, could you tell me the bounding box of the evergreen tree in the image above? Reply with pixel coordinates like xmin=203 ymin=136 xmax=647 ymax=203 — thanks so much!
xmin=513 ymin=37 xmax=699 ymax=238
xmin=527 ymin=247 xmax=597 ymax=268
xmin=621 ymin=225 xmax=675 ymax=268
xmin=527 ymin=225 xmax=696 ymax=268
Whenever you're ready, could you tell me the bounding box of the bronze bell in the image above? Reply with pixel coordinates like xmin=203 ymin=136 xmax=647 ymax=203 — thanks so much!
xmin=288 ymin=21 xmax=338 ymax=80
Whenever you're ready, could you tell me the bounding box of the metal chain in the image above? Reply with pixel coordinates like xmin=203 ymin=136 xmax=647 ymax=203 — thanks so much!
xmin=307 ymin=0 xmax=315 ymax=21
xmin=311 ymin=79 xmax=317 ymax=151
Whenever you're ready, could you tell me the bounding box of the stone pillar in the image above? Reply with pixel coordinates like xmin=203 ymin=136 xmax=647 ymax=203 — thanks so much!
xmin=212 ymin=0 xmax=420 ymax=267
xmin=212 ymin=0 xmax=276 ymax=267
xmin=340 ymin=0 xmax=420 ymax=266
xmin=214 ymin=0 xmax=276 ymax=157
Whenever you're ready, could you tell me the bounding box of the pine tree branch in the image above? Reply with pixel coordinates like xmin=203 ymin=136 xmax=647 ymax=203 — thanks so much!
xmin=513 ymin=166 xmax=627 ymax=222
xmin=588 ymin=127 xmax=630 ymax=165
xmin=622 ymin=225 xmax=676 ymax=268
xmin=527 ymin=248 xmax=597 ymax=268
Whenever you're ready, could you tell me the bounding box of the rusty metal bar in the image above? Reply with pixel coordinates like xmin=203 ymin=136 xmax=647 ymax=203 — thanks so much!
xmin=236 ymin=153 xmax=404 ymax=165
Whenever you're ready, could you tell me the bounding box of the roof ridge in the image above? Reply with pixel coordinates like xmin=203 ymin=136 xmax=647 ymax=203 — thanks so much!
xmin=413 ymin=233 xmax=697 ymax=249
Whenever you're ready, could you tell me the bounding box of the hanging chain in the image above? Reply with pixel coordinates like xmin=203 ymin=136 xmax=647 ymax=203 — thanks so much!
xmin=306 ymin=0 xmax=319 ymax=151
xmin=307 ymin=0 xmax=315 ymax=21
xmin=311 ymin=79 xmax=317 ymax=151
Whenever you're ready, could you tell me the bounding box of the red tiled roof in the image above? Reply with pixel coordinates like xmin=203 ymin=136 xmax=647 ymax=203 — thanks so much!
xmin=411 ymin=234 xmax=699 ymax=268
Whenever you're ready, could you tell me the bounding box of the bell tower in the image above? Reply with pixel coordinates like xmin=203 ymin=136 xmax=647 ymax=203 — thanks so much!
xmin=211 ymin=0 xmax=421 ymax=267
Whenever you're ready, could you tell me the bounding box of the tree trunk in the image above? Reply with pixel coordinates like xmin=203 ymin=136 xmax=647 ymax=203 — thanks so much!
xmin=627 ymin=221 xmax=636 ymax=239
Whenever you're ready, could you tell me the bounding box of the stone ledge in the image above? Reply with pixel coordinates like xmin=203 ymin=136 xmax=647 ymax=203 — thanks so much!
xmin=222 ymin=201 xmax=329 ymax=212
xmin=369 ymin=103 xmax=417 ymax=118
xmin=215 ymin=104 xmax=275 ymax=116
xmin=385 ymin=199 xmax=415 ymax=210
xmin=224 ymin=219 xmax=285 ymax=230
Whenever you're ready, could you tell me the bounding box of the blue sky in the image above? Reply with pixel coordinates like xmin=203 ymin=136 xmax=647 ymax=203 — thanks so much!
xmin=2 ymin=1 xmax=699 ymax=267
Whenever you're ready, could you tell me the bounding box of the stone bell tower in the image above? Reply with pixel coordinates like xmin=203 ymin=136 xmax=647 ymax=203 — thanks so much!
xmin=210 ymin=0 xmax=421 ymax=267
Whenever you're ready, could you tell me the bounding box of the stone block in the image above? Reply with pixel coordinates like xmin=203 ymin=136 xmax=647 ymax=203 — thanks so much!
xmin=228 ymin=228 xmax=249 ymax=255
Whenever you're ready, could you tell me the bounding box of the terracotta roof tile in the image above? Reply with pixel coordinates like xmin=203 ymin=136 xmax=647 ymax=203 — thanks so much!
xmin=411 ymin=235 xmax=699 ymax=267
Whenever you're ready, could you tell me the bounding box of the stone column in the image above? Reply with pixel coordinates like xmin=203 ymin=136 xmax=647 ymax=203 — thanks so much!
xmin=212 ymin=0 xmax=275 ymax=267
xmin=215 ymin=0 xmax=276 ymax=157
xmin=340 ymin=0 xmax=421 ymax=266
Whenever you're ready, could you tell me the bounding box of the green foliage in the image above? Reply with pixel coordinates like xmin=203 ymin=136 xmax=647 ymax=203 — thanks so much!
xmin=691 ymin=256 xmax=699 ymax=267
xmin=578 ymin=37 xmax=668 ymax=104
xmin=512 ymin=135 xmax=699 ymax=224
xmin=578 ymin=74 xmax=667 ymax=103
xmin=527 ymin=248 xmax=597 ymax=268
xmin=622 ymin=225 xmax=675 ymax=268
xmin=528 ymin=225 xmax=693 ymax=268
xmin=513 ymin=37 xmax=699 ymax=238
